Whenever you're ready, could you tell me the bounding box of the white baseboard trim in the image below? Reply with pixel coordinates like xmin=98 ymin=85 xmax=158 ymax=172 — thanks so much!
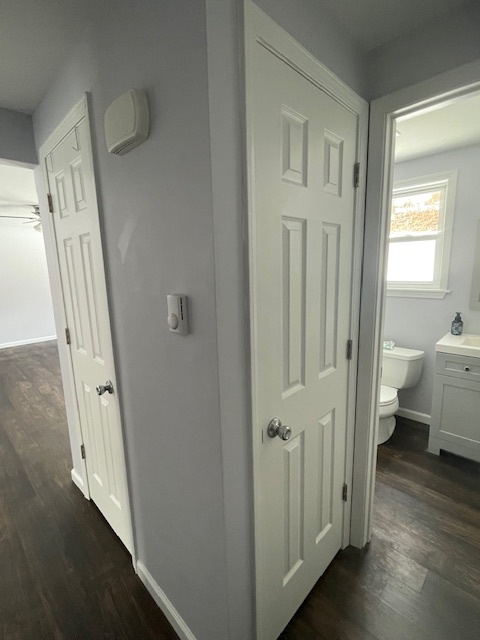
xmin=71 ymin=468 xmax=87 ymax=495
xmin=0 ymin=335 xmax=57 ymax=350
xmin=136 ymin=561 xmax=198 ymax=640
xmin=397 ymin=407 xmax=431 ymax=425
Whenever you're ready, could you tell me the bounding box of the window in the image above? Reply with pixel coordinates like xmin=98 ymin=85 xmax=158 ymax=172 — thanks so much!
xmin=386 ymin=171 xmax=457 ymax=298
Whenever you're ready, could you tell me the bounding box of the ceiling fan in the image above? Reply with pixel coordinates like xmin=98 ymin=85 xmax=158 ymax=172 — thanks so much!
xmin=0 ymin=204 xmax=42 ymax=232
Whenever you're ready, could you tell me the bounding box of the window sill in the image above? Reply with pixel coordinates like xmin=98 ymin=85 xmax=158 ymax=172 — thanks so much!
xmin=386 ymin=288 xmax=451 ymax=299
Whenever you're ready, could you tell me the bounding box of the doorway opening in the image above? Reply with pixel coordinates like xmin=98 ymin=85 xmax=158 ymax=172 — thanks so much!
xmin=0 ymin=161 xmax=65 ymax=477
xmin=0 ymin=162 xmax=67 ymax=480
xmin=354 ymin=65 xmax=480 ymax=547
xmin=0 ymin=162 xmax=56 ymax=349
xmin=379 ymin=90 xmax=480 ymax=448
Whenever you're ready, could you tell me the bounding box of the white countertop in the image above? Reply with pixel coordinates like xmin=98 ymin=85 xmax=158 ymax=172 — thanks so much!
xmin=436 ymin=332 xmax=480 ymax=358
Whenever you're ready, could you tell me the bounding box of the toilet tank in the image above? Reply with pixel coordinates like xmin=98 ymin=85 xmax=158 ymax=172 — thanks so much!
xmin=382 ymin=346 xmax=424 ymax=389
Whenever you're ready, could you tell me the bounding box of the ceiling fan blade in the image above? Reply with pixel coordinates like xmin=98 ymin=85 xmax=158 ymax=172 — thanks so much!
xmin=0 ymin=203 xmax=38 ymax=209
xmin=0 ymin=214 xmax=37 ymax=220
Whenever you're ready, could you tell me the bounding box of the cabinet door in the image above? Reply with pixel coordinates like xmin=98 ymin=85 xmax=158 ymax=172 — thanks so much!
xmin=430 ymin=374 xmax=480 ymax=461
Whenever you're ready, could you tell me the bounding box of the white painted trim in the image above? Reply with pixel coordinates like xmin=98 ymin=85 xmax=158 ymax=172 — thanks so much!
xmin=247 ymin=3 xmax=366 ymax=116
xmin=245 ymin=2 xmax=368 ymax=633
xmin=357 ymin=62 xmax=480 ymax=549
xmin=71 ymin=468 xmax=88 ymax=496
xmin=38 ymin=98 xmax=87 ymax=159
xmin=0 ymin=335 xmax=57 ymax=350
xmin=387 ymin=288 xmax=450 ymax=299
xmin=136 ymin=561 xmax=198 ymax=640
xmin=469 ymin=220 xmax=480 ymax=310
xmin=396 ymin=407 xmax=431 ymax=425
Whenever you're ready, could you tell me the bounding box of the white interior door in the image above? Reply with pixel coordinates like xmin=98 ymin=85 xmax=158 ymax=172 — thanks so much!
xmin=251 ymin=40 xmax=358 ymax=640
xmin=43 ymin=105 xmax=132 ymax=553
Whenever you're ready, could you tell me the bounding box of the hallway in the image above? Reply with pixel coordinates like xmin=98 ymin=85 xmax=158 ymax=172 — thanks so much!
xmin=1 ymin=342 xmax=480 ymax=639
xmin=0 ymin=341 xmax=178 ymax=640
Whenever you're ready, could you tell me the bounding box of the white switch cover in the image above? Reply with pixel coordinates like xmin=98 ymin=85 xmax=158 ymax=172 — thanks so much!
xmin=167 ymin=294 xmax=188 ymax=335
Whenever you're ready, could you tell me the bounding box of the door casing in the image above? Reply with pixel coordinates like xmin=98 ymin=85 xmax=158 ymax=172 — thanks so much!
xmin=244 ymin=3 xmax=368 ymax=634
xmin=356 ymin=61 xmax=480 ymax=551
xmin=37 ymin=95 xmax=136 ymax=563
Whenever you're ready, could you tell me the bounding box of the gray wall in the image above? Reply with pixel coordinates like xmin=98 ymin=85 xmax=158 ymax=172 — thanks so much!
xmin=368 ymin=1 xmax=480 ymax=100
xmin=34 ymin=2 xmax=229 ymax=638
xmin=0 ymin=107 xmax=36 ymax=165
xmin=384 ymin=143 xmax=480 ymax=417
xmin=32 ymin=0 xmax=368 ymax=638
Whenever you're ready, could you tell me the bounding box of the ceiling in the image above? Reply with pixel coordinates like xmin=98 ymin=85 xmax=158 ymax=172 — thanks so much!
xmin=322 ymin=0 xmax=469 ymax=50
xmin=0 ymin=0 xmax=97 ymax=113
xmin=395 ymin=92 xmax=480 ymax=163
xmin=0 ymin=0 xmax=475 ymax=114
xmin=0 ymin=163 xmax=38 ymax=219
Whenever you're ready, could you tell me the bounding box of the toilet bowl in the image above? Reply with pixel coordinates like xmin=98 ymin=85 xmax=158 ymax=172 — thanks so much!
xmin=378 ymin=384 xmax=399 ymax=444
xmin=377 ymin=346 xmax=424 ymax=445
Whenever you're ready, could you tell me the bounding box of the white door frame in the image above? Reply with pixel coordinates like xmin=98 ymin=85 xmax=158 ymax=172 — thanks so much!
xmin=354 ymin=60 xmax=480 ymax=547
xmin=37 ymin=95 xmax=136 ymax=562
xmin=244 ymin=2 xmax=368 ymax=631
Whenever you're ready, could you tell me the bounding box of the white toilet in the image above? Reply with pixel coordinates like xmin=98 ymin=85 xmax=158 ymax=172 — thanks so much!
xmin=378 ymin=346 xmax=425 ymax=445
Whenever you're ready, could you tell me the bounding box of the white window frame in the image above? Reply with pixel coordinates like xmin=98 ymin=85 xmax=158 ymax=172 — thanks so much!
xmin=387 ymin=170 xmax=457 ymax=298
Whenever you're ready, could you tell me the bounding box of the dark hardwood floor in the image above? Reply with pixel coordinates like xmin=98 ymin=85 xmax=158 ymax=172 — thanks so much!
xmin=0 ymin=341 xmax=179 ymax=640
xmin=2 ymin=342 xmax=480 ymax=639
xmin=282 ymin=417 xmax=480 ymax=639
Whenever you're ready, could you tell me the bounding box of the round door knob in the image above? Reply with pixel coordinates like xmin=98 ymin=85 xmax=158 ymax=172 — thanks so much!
xmin=267 ymin=417 xmax=292 ymax=441
xmin=96 ymin=380 xmax=114 ymax=395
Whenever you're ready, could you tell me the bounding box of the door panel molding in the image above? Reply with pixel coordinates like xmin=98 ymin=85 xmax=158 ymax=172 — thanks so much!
xmin=245 ymin=4 xmax=368 ymax=638
xmin=38 ymin=95 xmax=135 ymax=559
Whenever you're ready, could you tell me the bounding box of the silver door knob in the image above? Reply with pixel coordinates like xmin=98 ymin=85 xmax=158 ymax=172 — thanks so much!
xmin=267 ymin=417 xmax=292 ymax=441
xmin=96 ymin=380 xmax=114 ymax=395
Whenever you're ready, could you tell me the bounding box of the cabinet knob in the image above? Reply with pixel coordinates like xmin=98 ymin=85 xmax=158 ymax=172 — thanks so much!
xmin=464 ymin=366 xmax=470 ymax=372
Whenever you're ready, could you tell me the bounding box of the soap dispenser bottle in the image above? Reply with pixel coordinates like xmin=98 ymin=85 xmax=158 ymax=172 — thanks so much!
xmin=451 ymin=312 xmax=464 ymax=336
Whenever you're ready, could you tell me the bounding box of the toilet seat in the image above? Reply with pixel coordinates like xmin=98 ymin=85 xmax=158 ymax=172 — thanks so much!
xmin=379 ymin=385 xmax=399 ymax=419
xmin=378 ymin=385 xmax=399 ymax=444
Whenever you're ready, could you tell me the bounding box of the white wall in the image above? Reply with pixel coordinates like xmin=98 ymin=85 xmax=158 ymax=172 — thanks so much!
xmin=367 ymin=1 xmax=480 ymax=100
xmin=0 ymin=220 xmax=56 ymax=347
xmin=384 ymin=143 xmax=480 ymax=417
xmin=0 ymin=107 xmax=37 ymax=165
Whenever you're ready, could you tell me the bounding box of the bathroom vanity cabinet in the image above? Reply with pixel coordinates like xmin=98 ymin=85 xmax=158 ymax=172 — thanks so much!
xmin=428 ymin=351 xmax=480 ymax=463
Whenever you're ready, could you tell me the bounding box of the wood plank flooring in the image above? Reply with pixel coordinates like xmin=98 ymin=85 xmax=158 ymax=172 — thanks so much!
xmin=0 ymin=341 xmax=179 ymax=640
xmin=281 ymin=417 xmax=480 ymax=639
xmin=1 ymin=341 xmax=480 ymax=639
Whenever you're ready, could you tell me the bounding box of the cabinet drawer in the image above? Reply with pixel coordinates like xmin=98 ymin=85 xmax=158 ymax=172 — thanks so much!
xmin=435 ymin=352 xmax=480 ymax=381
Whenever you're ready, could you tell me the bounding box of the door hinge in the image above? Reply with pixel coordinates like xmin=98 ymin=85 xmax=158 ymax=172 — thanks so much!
xmin=353 ymin=162 xmax=360 ymax=188
xmin=81 ymin=444 xmax=86 ymax=460
xmin=65 ymin=327 xmax=71 ymax=345
xmin=47 ymin=193 xmax=54 ymax=213
xmin=347 ymin=339 xmax=353 ymax=360
xmin=342 ymin=483 xmax=348 ymax=502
